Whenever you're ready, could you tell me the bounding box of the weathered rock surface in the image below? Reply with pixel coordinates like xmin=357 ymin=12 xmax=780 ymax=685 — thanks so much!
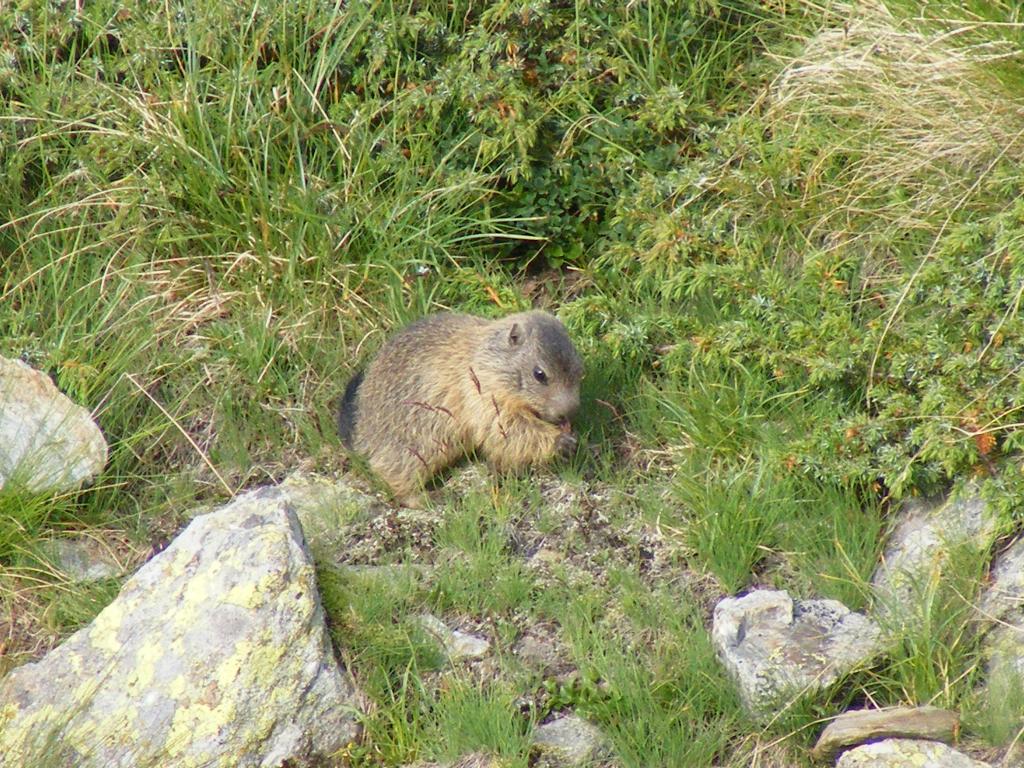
xmin=192 ymin=471 xmax=379 ymax=550
xmin=813 ymin=706 xmax=959 ymax=761
xmin=711 ymin=590 xmax=882 ymax=715
xmin=835 ymin=738 xmax=990 ymax=767
xmin=514 ymin=625 xmax=573 ymax=680
xmin=975 ymin=536 xmax=1024 ymax=719
xmin=402 ymin=754 xmax=502 ymax=768
xmin=872 ymin=488 xmax=999 ymax=628
xmin=0 ymin=487 xmax=359 ymax=767
xmin=0 ymin=356 xmax=107 ymax=493
xmin=418 ymin=614 xmax=491 ymax=662
xmin=44 ymin=535 xmax=124 ymax=582
xmin=532 ymin=715 xmax=612 ymax=767
xmin=978 ymin=536 xmax=1024 ymax=626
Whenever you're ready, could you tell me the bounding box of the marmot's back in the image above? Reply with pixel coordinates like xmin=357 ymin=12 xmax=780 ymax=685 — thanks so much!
xmin=337 ymin=311 xmax=583 ymax=506
xmin=344 ymin=312 xmax=486 ymax=454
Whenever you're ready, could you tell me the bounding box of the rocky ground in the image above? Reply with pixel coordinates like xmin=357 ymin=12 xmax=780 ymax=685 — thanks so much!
xmin=4 ymin=355 xmax=1024 ymax=768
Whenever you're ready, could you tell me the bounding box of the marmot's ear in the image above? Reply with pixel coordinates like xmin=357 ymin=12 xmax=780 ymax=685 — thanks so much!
xmin=508 ymin=322 xmax=522 ymax=347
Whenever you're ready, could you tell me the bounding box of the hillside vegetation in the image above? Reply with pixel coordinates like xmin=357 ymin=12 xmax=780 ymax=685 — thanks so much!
xmin=3 ymin=0 xmax=1024 ymax=765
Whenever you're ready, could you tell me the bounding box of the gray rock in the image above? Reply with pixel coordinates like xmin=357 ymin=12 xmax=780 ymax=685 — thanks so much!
xmin=872 ymin=488 xmax=999 ymax=628
xmin=984 ymin=630 xmax=1024 ymax=684
xmin=514 ymin=626 xmax=572 ymax=679
xmin=813 ymin=706 xmax=959 ymax=761
xmin=194 ymin=471 xmax=378 ymax=548
xmin=532 ymin=715 xmax=612 ymax=767
xmin=402 ymin=754 xmax=502 ymax=768
xmin=976 ymin=536 xmax=1024 ymax=731
xmin=44 ymin=536 xmax=124 ymax=582
xmin=978 ymin=536 xmax=1024 ymax=625
xmin=835 ymin=738 xmax=990 ymax=767
xmin=0 ymin=357 xmax=107 ymax=493
xmin=711 ymin=589 xmax=883 ymax=715
xmin=529 ymin=547 xmax=565 ymax=568
xmin=0 ymin=487 xmax=359 ymax=767
xmin=418 ymin=614 xmax=491 ymax=662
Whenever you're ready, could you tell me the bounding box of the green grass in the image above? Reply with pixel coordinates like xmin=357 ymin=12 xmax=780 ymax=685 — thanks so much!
xmin=5 ymin=0 xmax=1024 ymax=765
xmin=431 ymin=500 xmax=537 ymax=617
xmin=966 ymin=663 xmax=1024 ymax=747
xmin=869 ymin=541 xmax=992 ymax=707
xmin=318 ymin=564 xmax=445 ymax=765
xmin=427 ymin=680 xmax=533 ymax=765
xmin=551 ymin=573 xmax=745 ymax=767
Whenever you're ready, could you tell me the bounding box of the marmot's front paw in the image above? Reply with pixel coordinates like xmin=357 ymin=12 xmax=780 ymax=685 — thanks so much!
xmin=555 ymin=425 xmax=578 ymax=459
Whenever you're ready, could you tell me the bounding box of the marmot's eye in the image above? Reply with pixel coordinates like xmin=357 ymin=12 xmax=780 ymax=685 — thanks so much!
xmin=533 ymin=367 xmax=548 ymax=384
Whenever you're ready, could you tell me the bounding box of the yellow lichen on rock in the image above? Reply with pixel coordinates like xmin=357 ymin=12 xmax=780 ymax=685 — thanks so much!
xmin=88 ymin=600 xmax=124 ymax=654
xmin=133 ymin=639 xmax=164 ymax=691
xmin=0 ymin=489 xmax=359 ymax=767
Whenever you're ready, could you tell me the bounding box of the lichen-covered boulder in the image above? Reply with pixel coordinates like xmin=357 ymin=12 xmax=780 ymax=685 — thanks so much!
xmin=712 ymin=590 xmax=882 ymax=715
xmin=0 ymin=356 xmax=107 ymax=493
xmin=872 ymin=487 xmax=1000 ymax=629
xmin=0 ymin=487 xmax=359 ymax=767
xmin=835 ymin=738 xmax=990 ymax=767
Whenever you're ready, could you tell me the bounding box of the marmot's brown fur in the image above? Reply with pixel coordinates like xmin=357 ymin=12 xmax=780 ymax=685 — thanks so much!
xmin=338 ymin=310 xmax=583 ymax=507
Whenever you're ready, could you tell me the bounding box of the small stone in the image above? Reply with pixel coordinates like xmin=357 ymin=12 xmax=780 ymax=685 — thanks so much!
xmin=835 ymin=738 xmax=991 ymax=767
xmin=712 ymin=590 xmax=882 ymax=715
xmin=44 ymin=536 xmax=123 ymax=582
xmin=418 ymin=614 xmax=490 ymax=661
xmin=514 ymin=627 xmax=571 ymax=678
xmin=446 ymin=755 xmax=502 ymax=768
xmin=447 ymin=630 xmax=491 ymax=661
xmin=529 ymin=548 xmax=564 ymax=567
xmin=813 ymin=707 xmax=960 ymax=760
xmin=532 ymin=715 xmax=611 ymax=767
xmin=0 ymin=357 xmax=107 ymax=494
xmin=400 ymin=754 xmax=501 ymax=768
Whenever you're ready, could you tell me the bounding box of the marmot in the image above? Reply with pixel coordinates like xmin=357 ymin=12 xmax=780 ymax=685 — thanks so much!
xmin=338 ymin=310 xmax=584 ymax=507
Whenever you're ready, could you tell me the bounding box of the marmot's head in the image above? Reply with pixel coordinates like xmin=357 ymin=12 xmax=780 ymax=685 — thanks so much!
xmin=482 ymin=311 xmax=583 ymax=425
